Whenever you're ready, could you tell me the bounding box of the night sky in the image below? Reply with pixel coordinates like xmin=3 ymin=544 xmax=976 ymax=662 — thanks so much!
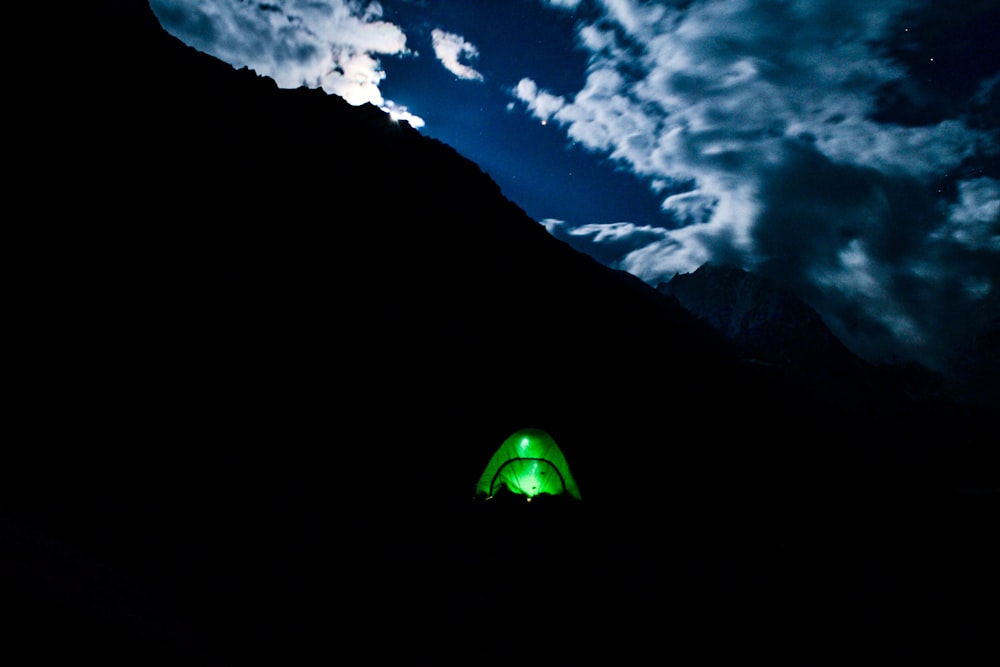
xmin=149 ymin=0 xmax=998 ymax=373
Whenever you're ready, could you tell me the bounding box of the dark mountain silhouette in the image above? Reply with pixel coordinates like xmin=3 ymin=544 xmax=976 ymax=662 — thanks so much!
xmin=662 ymin=263 xmax=999 ymax=411
xmin=9 ymin=2 xmax=994 ymax=664
xmin=660 ymin=263 xmax=864 ymax=369
xmin=660 ymin=263 xmax=940 ymax=406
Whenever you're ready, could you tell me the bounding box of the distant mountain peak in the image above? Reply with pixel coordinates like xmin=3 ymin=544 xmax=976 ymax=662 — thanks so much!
xmin=658 ymin=262 xmax=858 ymax=370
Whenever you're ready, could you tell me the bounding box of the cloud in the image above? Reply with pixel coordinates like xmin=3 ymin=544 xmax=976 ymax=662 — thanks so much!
xmin=543 ymin=0 xmax=582 ymax=9
xmin=516 ymin=0 xmax=1000 ymax=369
xmin=149 ymin=0 xmax=422 ymax=123
xmin=514 ymin=78 xmax=565 ymax=122
xmin=942 ymin=178 xmax=1000 ymax=251
xmin=431 ymin=29 xmax=485 ymax=81
xmin=381 ymin=100 xmax=425 ymax=128
xmin=543 ymin=219 xmax=676 ymax=267
xmin=661 ymin=190 xmax=716 ymax=225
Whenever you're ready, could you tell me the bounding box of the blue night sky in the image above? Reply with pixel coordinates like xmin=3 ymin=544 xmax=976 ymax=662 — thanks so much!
xmin=149 ymin=0 xmax=999 ymax=372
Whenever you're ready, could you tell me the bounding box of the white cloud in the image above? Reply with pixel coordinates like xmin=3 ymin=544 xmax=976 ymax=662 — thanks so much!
xmin=939 ymin=178 xmax=1000 ymax=252
xmin=540 ymin=218 xmax=567 ymax=233
xmin=431 ymin=29 xmax=485 ymax=81
xmin=814 ymin=239 xmax=927 ymax=349
xmin=515 ymin=0 xmax=999 ymax=367
xmin=598 ymin=0 xmax=668 ymax=37
xmin=661 ymin=190 xmax=717 ymax=225
xmin=567 ymin=221 xmax=654 ymax=242
xmin=543 ymin=220 xmax=683 ymax=270
xmin=381 ymin=100 xmax=426 ymax=128
xmin=514 ymin=78 xmax=565 ymax=122
xmin=816 ymin=119 xmax=988 ymax=178
xmin=543 ymin=0 xmax=582 ymax=10
xmin=520 ymin=0 xmax=993 ymax=256
xmin=150 ymin=0 xmax=421 ymax=121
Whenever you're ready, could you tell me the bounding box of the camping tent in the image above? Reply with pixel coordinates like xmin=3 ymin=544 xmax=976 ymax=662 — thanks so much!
xmin=475 ymin=428 xmax=581 ymax=501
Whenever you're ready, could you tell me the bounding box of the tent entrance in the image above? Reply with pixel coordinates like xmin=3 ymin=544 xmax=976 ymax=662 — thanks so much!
xmin=487 ymin=457 xmax=569 ymax=499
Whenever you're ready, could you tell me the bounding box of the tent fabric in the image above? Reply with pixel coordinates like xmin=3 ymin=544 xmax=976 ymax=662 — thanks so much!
xmin=476 ymin=428 xmax=581 ymax=500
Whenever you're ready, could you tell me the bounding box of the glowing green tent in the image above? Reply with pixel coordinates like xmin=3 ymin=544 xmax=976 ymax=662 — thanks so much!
xmin=476 ymin=428 xmax=581 ymax=501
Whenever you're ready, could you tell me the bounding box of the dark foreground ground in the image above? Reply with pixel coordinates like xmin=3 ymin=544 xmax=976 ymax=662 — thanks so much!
xmin=3 ymin=475 xmax=996 ymax=666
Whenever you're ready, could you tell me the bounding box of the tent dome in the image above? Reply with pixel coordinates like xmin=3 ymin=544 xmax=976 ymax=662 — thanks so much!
xmin=475 ymin=428 xmax=581 ymax=501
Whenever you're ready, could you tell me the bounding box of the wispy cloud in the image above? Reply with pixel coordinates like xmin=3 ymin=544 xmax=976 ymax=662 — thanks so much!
xmin=542 ymin=219 xmax=675 ymax=268
xmin=150 ymin=0 xmax=423 ymax=124
xmin=431 ymin=29 xmax=485 ymax=81
xmin=521 ymin=0 xmax=999 ymax=369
